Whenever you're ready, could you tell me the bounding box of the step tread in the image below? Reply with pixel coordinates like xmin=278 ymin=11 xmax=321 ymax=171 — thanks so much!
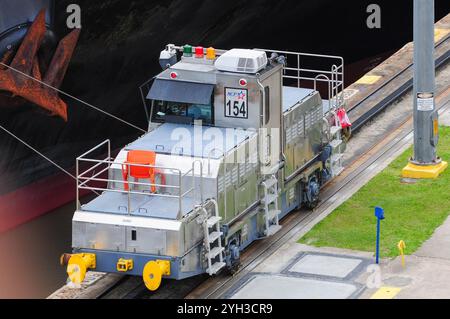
xmin=330 ymin=126 xmax=341 ymax=136
xmin=206 ymin=216 xmax=222 ymax=227
xmin=208 ymin=246 xmax=224 ymax=259
xmin=330 ymin=139 xmax=342 ymax=148
xmin=332 ymin=166 xmax=344 ymax=176
xmin=208 ymin=231 xmax=223 ymax=243
xmin=331 ymin=153 xmax=344 ymax=162
xmin=262 ymin=193 xmax=278 ymax=205
xmin=267 ymin=209 xmax=281 ymax=220
xmin=263 ymin=177 xmax=278 ymax=189
xmin=266 ymin=224 xmax=282 ymax=236
xmin=207 ymin=261 xmax=226 ymax=275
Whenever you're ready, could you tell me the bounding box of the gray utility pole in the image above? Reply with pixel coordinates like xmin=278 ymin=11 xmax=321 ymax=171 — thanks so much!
xmin=412 ymin=0 xmax=439 ymax=164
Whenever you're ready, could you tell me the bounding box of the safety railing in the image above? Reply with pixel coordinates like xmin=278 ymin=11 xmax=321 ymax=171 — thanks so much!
xmin=76 ymin=140 xmax=202 ymax=220
xmin=255 ymin=49 xmax=345 ymax=112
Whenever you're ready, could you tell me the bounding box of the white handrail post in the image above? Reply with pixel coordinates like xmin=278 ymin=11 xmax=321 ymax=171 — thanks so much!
xmin=76 ymin=158 xmax=79 ymax=210
xmin=178 ymin=171 xmax=182 ymax=219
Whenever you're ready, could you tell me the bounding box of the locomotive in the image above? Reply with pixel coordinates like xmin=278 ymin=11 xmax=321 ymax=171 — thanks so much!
xmin=61 ymin=44 xmax=349 ymax=291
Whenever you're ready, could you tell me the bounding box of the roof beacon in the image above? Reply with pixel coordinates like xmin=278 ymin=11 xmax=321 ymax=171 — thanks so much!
xmin=159 ymin=44 xmax=177 ymax=70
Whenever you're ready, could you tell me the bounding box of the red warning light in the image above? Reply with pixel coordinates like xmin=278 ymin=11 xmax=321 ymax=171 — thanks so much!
xmin=170 ymin=72 xmax=178 ymax=79
xmin=239 ymin=79 xmax=247 ymax=87
xmin=195 ymin=46 xmax=204 ymax=58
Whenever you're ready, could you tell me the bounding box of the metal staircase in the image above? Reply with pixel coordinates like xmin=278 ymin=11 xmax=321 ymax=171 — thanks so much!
xmin=328 ymin=112 xmax=345 ymax=177
xmin=261 ymin=175 xmax=282 ymax=237
xmin=202 ymin=200 xmax=226 ymax=275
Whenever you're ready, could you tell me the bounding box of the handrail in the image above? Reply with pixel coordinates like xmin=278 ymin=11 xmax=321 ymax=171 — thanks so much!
xmin=255 ymin=48 xmax=345 ymax=109
xmin=78 ymin=186 xmax=181 ymax=199
xmin=76 ymin=140 xmax=202 ymax=220
xmin=77 ymin=139 xmax=111 ymax=160
xmin=78 ymin=157 xmax=175 ymax=172
xmin=78 ymin=176 xmax=177 ymax=189
xmin=77 ymin=156 xmax=111 ymax=179
xmin=76 ymin=140 xmax=111 ymax=210
xmin=314 ymin=74 xmax=331 ymax=109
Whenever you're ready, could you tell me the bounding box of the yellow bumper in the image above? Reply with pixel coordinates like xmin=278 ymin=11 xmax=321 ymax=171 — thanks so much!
xmin=142 ymin=260 xmax=171 ymax=291
xmin=66 ymin=253 xmax=96 ymax=284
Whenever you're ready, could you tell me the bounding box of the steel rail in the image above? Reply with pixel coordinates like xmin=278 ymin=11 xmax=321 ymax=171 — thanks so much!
xmin=348 ymin=34 xmax=450 ymax=131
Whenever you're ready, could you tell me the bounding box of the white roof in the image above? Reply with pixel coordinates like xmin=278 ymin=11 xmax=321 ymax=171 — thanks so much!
xmin=222 ymin=49 xmax=266 ymax=58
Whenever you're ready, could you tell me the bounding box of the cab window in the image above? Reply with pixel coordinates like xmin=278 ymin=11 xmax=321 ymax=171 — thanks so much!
xmin=151 ymin=100 xmax=213 ymax=125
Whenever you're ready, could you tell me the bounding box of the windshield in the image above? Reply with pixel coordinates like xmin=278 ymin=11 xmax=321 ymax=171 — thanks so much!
xmin=151 ymin=100 xmax=213 ymax=125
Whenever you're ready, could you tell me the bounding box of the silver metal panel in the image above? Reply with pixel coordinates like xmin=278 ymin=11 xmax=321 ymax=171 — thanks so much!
xmin=167 ymin=229 xmax=184 ymax=256
xmin=183 ymin=214 xmax=204 ymax=251
xmin=217 ymin=134 xmax=260 ymax=223
xmin=180 ymin=244 xmax=203 ymax=273
xmin=126 ymin=123 xmax=256 ymax=159
xmin=261 ymin=69 xmax=283 ymax=131
xmin=223 ymin=162 xmax=237 ymax=220
xmin=73 ymin=211 xmax=182 ymax=231
xmin=81 ymin=191 xmax=195 ymax=219
xmin=73 ymin=221 xmax=126 ymax=251
xmin=72 ymin=211 xmax=185 ymax=256
xmin=283 ymin=91 xmax=323 ymax=180
xmin=72 ymin=221 xmax=87 ymax=248
xmin=214 ymin=73 xmax=261 ymax=129
xmin=158 ymin=61 xmax=217 ymax=85
xmin=235 ymin=173 xmax=258 ymax=215
xmin=126 ymin=227 xmax=167 ymax=255
xmin=282 ymin=87 xmax=315 ymax=112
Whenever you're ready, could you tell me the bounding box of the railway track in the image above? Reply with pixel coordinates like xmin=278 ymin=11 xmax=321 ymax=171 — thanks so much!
xmin=348 ymin=31 xmax=449 ymax=131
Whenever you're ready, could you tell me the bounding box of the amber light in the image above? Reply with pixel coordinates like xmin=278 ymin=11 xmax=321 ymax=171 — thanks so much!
xmin=206 ymin=47 xmax=216 ymax=60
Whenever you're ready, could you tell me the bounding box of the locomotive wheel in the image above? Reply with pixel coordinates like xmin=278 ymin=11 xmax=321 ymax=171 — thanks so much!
xmin=143 ymin=261 xmax=163 ymax=291
xmin=305 ymin=176 xmax=320 ymax=209
xmin=229 ymin=262 xmax=240 ymax=275
xmin=342 ymin=126 xmax=352 ymax=142
xmin=306 ymin=197 xmax=319 ymax=209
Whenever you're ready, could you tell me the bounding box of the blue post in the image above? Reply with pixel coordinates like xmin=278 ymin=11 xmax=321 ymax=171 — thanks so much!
xmin=375 ymin=206 xmax=385 ymax=264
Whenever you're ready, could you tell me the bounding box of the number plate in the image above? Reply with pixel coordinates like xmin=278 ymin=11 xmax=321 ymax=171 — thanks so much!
xmin=225 ymin=88 xmax=248 ymax=119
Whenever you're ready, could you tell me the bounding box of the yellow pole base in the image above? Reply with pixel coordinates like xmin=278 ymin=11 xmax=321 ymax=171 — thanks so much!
xmin=402 ymin=161 xmax=448 ymax=179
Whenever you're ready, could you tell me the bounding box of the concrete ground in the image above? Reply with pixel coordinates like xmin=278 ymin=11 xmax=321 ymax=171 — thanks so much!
xmin=441 ymin=109 xmax=450 ymax=126
xmin=359 ymin=215 xmax=450 ymax=299
xmin=226 ymin=214 xmax=450 ymax=299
